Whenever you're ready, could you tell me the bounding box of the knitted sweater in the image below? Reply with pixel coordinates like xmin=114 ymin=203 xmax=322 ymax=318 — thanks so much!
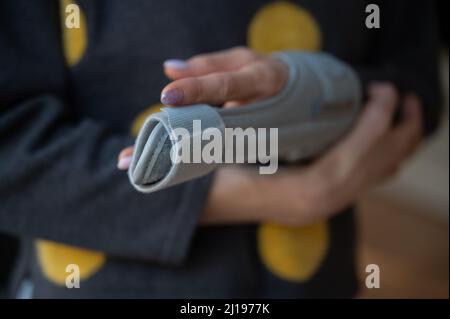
xmin=0 ymin=0 xmax=441 ymax=298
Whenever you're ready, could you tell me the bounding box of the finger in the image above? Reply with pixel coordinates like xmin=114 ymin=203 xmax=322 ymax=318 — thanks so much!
xmin=118 ymin=146 xmax=134 ymax=160
xmin=331 ymin=83 xmax=399 ymax=159
xmin=161 ymin=59 xmax=287 ymax=106
xmin=389 ymin=94 xmax=423 ymax=160
xmin=315 ymin=83 xmax=399 ymax=183
xmin=163 ymin=47 xmax=262 ymax=80
xmin=355 ymin=94 xmax=423 ymax=186
xmin=117 ymin=146 xmax=134 ymax=170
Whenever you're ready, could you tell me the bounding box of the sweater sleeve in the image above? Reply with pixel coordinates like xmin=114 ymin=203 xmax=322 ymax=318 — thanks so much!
xmin=354 ymin=0 xmax=442 ymax=136
xmin=0 ymin=1 xmax=212 ymax=265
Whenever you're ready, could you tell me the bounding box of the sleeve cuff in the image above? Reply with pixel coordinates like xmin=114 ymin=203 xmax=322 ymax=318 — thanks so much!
xmin=157 ymin=172 xmax=214 ymax=265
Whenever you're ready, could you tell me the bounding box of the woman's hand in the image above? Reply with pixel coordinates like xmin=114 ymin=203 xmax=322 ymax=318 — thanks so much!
xmin=117 ymin=46 xmax=423 ymax=227
xmin=201 ymin=83 xmax=423 ymax=225
xmin=118 ymin=46 xmax=288 ymax=169
xmin=160 ymin=46 xmax=288 ymax=107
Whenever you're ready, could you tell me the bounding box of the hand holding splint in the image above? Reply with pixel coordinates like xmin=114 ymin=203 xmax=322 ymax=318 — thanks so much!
xmin=118 ymin=47 xmax=423 ymax=226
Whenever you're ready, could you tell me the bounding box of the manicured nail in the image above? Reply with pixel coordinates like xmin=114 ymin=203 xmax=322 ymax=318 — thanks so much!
xmin=163 ymin=59 xmax=188 ymax=70
xmin=117 ymin=156 xmax=132 ymax=170
xmin=161 ymin=88 xmax=184 ymax=105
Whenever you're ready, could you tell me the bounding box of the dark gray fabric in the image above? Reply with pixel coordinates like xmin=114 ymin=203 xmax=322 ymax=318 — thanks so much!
xmin=0 ymin=0 xmax=212 ymax=265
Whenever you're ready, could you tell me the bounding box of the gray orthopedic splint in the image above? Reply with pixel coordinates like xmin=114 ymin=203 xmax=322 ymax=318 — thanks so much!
xmin=128 ymin=51 xmax=362 ymax=193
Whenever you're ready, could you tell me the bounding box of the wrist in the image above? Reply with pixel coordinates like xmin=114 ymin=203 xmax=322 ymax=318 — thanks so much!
xmin=256 ymin=170 xmax=301 ymax=224
xmin=201 ymin=167 xmax=269 ymax=224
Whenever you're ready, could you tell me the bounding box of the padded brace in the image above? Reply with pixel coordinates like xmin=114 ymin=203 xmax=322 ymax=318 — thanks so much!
xmin=129 ymin=51 xmax=362 ymax=193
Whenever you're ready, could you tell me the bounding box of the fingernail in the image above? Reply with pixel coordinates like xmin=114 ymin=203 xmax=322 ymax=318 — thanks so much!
xmin=117 ymin=156 xmax=132 ymax=170
xmin=161 ymin=88 xmax=184 ymax=105
xmin=163 ymin=59 xmax=188 ymax=70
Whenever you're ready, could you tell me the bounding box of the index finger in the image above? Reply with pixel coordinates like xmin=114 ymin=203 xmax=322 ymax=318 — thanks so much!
xmin=163 ymin=47 xmax=262 ymax=80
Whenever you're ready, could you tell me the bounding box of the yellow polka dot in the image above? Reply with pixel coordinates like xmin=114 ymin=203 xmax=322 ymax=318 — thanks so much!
xmin=248 ymin=1 xmax=322 ymax=53
xmin=248 ymin=1 xmax=328 ymax=283
xmin=36 ymin=240 xmax=106 ymax=285
xmin=258 ymin=222 xmax=329 ymax=282
xmin=130 ymin=103 xmax=164 ymax=137
xmin=35 ymin=2 xmax=103 ymax=286
xmin=60 ymin=0 xmax=87 ymax=66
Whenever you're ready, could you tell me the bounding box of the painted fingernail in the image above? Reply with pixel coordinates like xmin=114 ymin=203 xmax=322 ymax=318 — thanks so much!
xmin=161 ymin=88 xmax=184 ymax=105
xmin=117 ymin=156 xmax=132 ymax=170
xmin=163 ymin=59 xmax=188 ymax=70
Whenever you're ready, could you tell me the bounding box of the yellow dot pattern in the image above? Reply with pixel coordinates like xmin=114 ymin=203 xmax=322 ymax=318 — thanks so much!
xmin=36 ymin=1 xmax=105 ymax=286
xmin=258 ymin=222 xmax=329 ymax=282
xmin=248 ymin=1 xmax=329 ymax=283
xmin=36 ymin=240 xmax=106 ymax=285
xmin=248 ymin=1 xmax=322 ymax=54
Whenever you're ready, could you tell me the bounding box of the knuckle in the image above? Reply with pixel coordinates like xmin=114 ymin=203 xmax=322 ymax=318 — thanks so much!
xmin=190 ymin=78 xmax=202 ymax=102
xmin=219 ymin=73 xmax=236 ymax=99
